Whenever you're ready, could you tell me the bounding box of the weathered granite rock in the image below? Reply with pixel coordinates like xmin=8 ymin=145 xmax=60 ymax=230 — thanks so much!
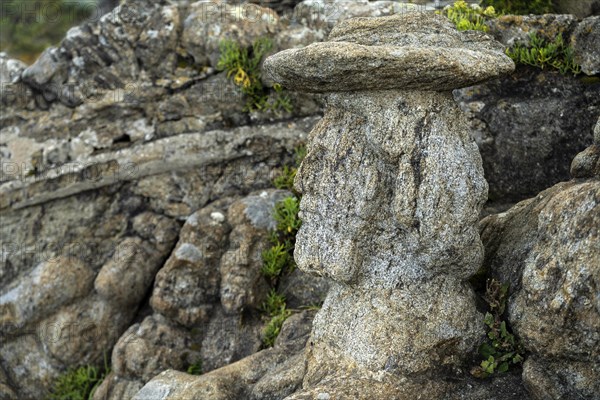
xmin=486 ymin=14 xmax=580 ymax=48
xmin=0 ymin=0 xmax=326 ymax=185
xmin=3 ymin=1 xmax=597 ymax=398
xmin=454 ymin=15 xmax=600 ymax=206
xmin=571 ymin=143 xmax=600 ymax=178
xmin=21 ymin=0 xmax=172 ymax=107
xmin=219 ymin=192 xmax=289 ymax=314
xmin=454 ymin=69 xmax=600 ymax=204
xmin=110 ymin=314 xmax=202 ymax=383
xmin=279 ymin=268 xmax=329 ymax=309
xmin=0 ymin=366 xmax=17 ymax=400
xmin=150 ymin=200 xmax=233 ymax=327
xmin=0 ymin=118 xmax=314 ymax=212
xmin=0 ymin=214 xmax=178 ymax=399
xmin=480 ymin=140 xmax=600 ymax=399
xmin=265 ymin=11 xmax=514 ymax=398
xmin=132 ymin=310 xmax=315 ymax=400
xmin=266 ymin=14 xmax=513 ymax=92
xmin=554 ymin=0 xmax=600 ymax=18
xmin=0 ymin=53 xmax=31 ymax=109
xmin=150 ymin=190 xmax=289 ymax=326
xmin=0 ymin=257 xmax=94 ymax=331
xmin=98 ymin=189 xmax=324 ymax=397
xmin=0 ymin=117 xmax=312 ymax=398
xmin=486 ymin=14 xmax=600 ymax=77
xmin=290 ymin=0 xmax=428 ymax=30
xmin=572 ymin=16 xmax=600 ymax=76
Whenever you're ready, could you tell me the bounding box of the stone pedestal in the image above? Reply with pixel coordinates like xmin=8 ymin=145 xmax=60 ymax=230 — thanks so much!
xmin=265 ymin=12 xmax=514 ymax=398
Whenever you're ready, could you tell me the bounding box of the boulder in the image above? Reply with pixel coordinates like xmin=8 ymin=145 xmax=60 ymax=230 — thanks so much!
xmin=99 ymin=189 xmax=326 ymax=397
xmin=572 ymin=16 xmax=600 ymax=76
xmin=181 ymin=2 xmax=280 ymax=68
xmin=454 ymin=69 xmax=600 ymax=204
xmin=0 ymin=114 xmax=314 ymax=397
xmin=265 ymin=15 xmax=513 ymax=92
xmin=132 ymin=310 xmax=315 ymax=400
xmin=553 ymin=0 xmax=600 ymax=18
xmin=453 ymin=15 xmax=600 ymax=206
xmin=480 ymin=137 xmax=600 ymax=399
xmin=486 ymin=14 xmax=579 ymax=47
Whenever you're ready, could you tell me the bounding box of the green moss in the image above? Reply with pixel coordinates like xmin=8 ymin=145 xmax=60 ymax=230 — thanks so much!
xmin=472 ymin=279 xmax=525 ymax=378
xmin=507 ymin=32 xmax=582 ymax=76
xmin=481 ymin=0 xmax=554 ymax=15
xmin=217 ymin=38 xmax=292 ymax=113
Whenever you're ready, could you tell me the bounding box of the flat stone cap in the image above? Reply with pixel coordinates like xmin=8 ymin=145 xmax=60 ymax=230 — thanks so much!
xmin=264 ymin=12 xmax=515 ymax=92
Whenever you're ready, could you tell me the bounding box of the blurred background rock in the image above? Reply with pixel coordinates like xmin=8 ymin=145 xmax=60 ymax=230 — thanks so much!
xmin=0 ymin=0 xmax=118 ymax=63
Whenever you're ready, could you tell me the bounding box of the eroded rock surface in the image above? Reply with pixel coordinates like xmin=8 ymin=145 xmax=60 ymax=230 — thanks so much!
xmin=480 ymin=129 xmax=600 ymax=399
xmin=132 ymin=310 xmax=315 ymax=400
xmin=572 ymin=16 xmax=600 ymax=76
xmin=265 ymin=11 xmax=513 ymax=399
xmin=456 ymin=14 xmax=600 ymax=206
xmin=2 ymin=1 xmax=599 ymax=399
xmin=454 ymin=69 xmax=600 ymax=205
xmin=88 ymin=185 xmax=328 ymax=398
xmin=0 ymin=116 xmax=313 ymax=398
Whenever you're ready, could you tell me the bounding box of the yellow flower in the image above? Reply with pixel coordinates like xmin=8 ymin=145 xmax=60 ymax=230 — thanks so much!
xmin=454 ymin=0 xmax=468 ymax=10
xmin=484 ymin=6 xmax=496 ymax=17
xmin=234 ymin=67 xmax=251 ymax=88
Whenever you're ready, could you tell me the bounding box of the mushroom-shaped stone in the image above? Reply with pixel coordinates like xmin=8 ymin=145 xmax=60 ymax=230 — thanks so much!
xmin=264 ymin=12 xmax=514 ymax=92
xmin=262 ymin=11 xmax=516 ymax=400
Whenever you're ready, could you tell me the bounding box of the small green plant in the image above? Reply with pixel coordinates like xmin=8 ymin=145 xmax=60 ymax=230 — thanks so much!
xmin=261 ymin=243 xmax=289 ymax=280
xmin=506 ymin=32 xmax=582 ymax=76
xmin=274 ymin=197 xmax=302 ymax=236
xmin=440 ymin=1 xmax=497 ymax=32
xmin=481 ymin=0 xmax=554 ymax=15
xmin=261 ymin=289 xmax=287 ymax=316
xmin=262 ymin=304 xmax=292 ymax=348
xmin=273 ymin=145 xmax=307 ymax=191
xmin=217 ymin=38 xmax=292 ymax=113
xmin=273 ymin=165 xmax=297 ymax=191
xmin=48 ymin=354 xmax=110 ymax=400
xmin=186 ymin=359 xmax=203 ymax=376
xmin=294 ymin=145 xmax=307 ymax=165
xmin=258 ymin=146 xmax=309 ymax=347
xmin=472 ymin=279 xmax=525 ymax=378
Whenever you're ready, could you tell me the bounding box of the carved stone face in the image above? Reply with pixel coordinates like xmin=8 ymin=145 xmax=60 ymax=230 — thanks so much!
xmin=293 ymin=92 xmax=487 ymax=288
